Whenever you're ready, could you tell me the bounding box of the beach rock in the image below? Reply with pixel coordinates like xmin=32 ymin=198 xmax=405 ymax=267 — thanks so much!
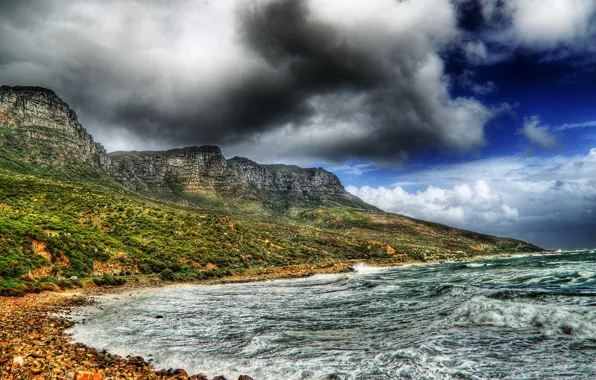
xmin=188 ymin=375 xmax=209 ymax=380
xmin=12 ymin=356 xmax=24 ymax=367
xmin=212 ymin=376 xmax=228 ymax=380
xmin=0 ymin=293 xmax=182 ymax=379
xmin=74 ymin=371 xmax=103 ymax=380
xmin=173 ymin=368 xmax=189 ymax=377
xmin=238 ymin=376 xmax=254 ymax=380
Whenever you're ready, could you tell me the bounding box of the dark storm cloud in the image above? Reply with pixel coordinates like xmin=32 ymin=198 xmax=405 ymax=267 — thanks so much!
xmin=0 ymin=0 xmax=492 ymax=163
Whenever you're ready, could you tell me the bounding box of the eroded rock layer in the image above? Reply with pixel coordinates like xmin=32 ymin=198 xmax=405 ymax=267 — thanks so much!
xmin=0 ymin=86 xmax=372 ymax=209
xmin=0 ymin=86 xmax=109 ymax=169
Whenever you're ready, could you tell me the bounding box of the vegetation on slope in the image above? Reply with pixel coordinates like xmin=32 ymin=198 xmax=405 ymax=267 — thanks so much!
xmin=0 ymin=166 xmax=542 ymax=296
xmin=0 ymin=85 xmax=543 ymax=296
xmin=0 ymin=169 xmax=405 ymax=295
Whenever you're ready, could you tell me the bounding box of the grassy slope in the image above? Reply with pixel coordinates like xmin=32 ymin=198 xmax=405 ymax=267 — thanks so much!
xmin=0 ymin=169 xmax=404 ymax=294
xmin=0 ymin=163 xmax=542 ymax=295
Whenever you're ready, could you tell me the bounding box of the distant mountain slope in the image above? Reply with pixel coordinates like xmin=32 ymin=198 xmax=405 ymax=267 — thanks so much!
xmin=109 ymin=146 xmax=373 ymax=211
xmin=0 ymin=169 xmax=542 ymax=295
xmin=0 ymin=85 xmax=372 ymax=211
xmin=0 ymin=85 xmax=543 ymax=294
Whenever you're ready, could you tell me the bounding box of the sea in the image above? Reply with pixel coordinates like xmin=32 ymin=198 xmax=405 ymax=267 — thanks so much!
xmin=68 ymin=250 xmax=596 ymax=379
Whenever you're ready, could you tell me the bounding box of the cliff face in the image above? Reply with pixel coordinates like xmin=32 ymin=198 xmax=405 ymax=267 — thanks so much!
xmin=227 ymin=157 xmax=348 ymax=201
xmin=109 ymin=147 xmax=372 ymax=208
xmin=0 ymin=86 xmax=373 ymax=210
xmin=109 ymin=146 xmax=248 ymax=195
xmin=0 ymin=86 xmax=109 ymax=169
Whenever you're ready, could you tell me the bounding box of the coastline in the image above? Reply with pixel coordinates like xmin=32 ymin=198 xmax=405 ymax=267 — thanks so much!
xmin=0 ymin=252 xmax=553 ymax=379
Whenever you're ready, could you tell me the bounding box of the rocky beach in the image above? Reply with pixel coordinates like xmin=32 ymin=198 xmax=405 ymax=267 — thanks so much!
xmin=0 ymin=288 xmax=264 ymax=380
xmin=0 ymin=254 xmax=554 ymax=379
xmin=0 ymin=262 xmax=360 ymax=379
xmin=67 ymin=251 xmax=596 ymax=379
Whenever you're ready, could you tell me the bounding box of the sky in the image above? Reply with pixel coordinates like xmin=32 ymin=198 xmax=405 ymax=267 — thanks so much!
xmin=1 ymin=0 xmax=595 ymax=249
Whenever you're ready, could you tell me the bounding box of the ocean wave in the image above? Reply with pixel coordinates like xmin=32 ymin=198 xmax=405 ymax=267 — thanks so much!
xmin=68 ymin=250 xmax=596 ymax=379
xmin=464 ymin=263 xmax=493 ymax=268
xmin=352 ymin=263 xmax=392 ymax=275
xmin=451 ymin=296 xmax=596 ymax=338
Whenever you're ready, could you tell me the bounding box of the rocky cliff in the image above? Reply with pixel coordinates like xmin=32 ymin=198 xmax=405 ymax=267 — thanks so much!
xmin=109 ymin=147 xmax=372 ymax=209
xmin=0 ymin=86 xmax=109 ymax=169
xmin=0 ymin=85 xmax=373 ymax=210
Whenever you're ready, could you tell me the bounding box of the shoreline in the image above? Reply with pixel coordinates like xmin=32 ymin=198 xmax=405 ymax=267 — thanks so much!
xmin=0 ymin=251 xmax=556 ymax=379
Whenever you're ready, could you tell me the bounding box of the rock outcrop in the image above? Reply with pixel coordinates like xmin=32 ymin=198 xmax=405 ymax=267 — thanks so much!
xmin=0 ymin=86 xmax=109 ymax=169
xmin=109 ymin=146 xmax=239 ymax=194
xmin=0 ymin=85 xmax=374 ymax=210
xmin=109 ymin=147 xmax=372 ymax=209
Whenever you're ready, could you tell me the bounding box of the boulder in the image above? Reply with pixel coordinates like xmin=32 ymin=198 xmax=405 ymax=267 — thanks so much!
xmin=173 ymin=368 xmax=189 ymax=378
xmin=188 ymin=375 xmax=209 ymax=380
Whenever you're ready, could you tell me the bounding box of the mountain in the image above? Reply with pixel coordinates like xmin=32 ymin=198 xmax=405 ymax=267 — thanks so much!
xmin=109 ymin=146 xmax=373 ymax=211
xmin=0 ymin=85 xmax=542 ymax=295
xmin=0 ymin=85 xmax=371 ymax=211
xmin=0 ymin=85 xmax=110 ymax=170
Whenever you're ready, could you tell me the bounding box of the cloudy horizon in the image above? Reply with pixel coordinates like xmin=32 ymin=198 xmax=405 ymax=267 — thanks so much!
xmin=1 ymin=0 xmax=595 ymax=249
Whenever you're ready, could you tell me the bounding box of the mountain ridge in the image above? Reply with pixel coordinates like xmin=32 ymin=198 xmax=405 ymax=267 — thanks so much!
xmin=0 ymin=84 xmax=543 ymax=295
xmin=0 ymin=85 xmax=373 ymax=211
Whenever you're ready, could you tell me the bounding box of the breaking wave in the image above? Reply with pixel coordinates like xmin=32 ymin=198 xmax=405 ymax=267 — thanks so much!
xmin=69 ymin=250 xmax=596 ymax=379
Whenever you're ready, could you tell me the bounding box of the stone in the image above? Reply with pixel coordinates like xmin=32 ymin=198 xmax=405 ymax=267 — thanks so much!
xmin=12 ymin=355 xmax=24 ymax=367
xmin=39 ymin=282 xmax=62 ymax=292
xmin=238 ymin=376 xmax=255 ymax=380
xmin=74 ymin=371 xmax=103 ymax=380
xmin=173 ymin=368 xmax=189 ymax=377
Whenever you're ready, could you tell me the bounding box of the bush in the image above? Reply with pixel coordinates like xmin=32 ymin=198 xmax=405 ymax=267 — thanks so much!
xmin=159 ymin=268 xmax=175 ymax=281
xmin=39 ymin=282 xmax=61 ymax=292
xmin=93 ymin=274 xmax=126 ymax=286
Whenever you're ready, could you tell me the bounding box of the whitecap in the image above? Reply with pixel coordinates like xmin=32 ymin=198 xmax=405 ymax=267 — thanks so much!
xmin=451 ymin=296 xmax=596 ymax=338
xmin=352 ymin=263 xmax=392 ymax=274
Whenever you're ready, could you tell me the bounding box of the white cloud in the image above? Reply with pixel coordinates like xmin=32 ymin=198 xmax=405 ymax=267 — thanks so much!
xmin=470 ymin=0 xmax=596 ymax=63
xmin=521 ymin=116 xmax=559 ymax=150
xmin=459 ymin=70 xmax=497 ymax=95
xmin=347 ymin=179 xmax=518 ymax=227
xmin=505 ymin=0 xmax=596 ymax=48
xmin=327 ymin=164 xmax=379 ymax=177
xmin=557 ymin=120 xmax=596 ymax=131
xmin=347 ymin=149 xmax=596 ymax=249
xmin=464 ymin=40 xmax=489 ymax=64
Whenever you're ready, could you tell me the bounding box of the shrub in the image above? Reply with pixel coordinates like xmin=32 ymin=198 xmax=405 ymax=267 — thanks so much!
xmin=159 ymin=268 xmax=175 ymax=281
xmin=93 ymin=274 xmax=126 ymax=286
xmin=39 ymin=282 xmax=61 ymax=292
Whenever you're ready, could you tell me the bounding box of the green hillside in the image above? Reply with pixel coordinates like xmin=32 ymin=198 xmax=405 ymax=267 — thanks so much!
xmin=0 ymin=164 xmax=542 ymax=295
